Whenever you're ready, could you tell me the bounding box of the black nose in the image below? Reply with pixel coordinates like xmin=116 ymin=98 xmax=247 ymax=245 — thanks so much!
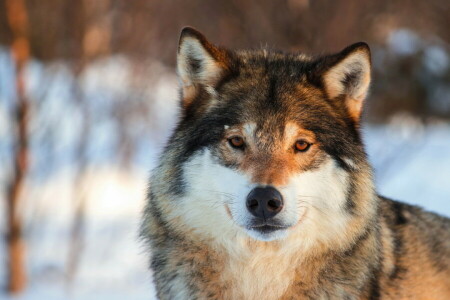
xmin=246 ymin=187 xmax=284 ymax=220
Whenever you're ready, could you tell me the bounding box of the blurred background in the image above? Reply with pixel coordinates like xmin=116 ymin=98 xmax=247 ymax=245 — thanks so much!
xmin=0 ymin=0 xmax=449 ymax=299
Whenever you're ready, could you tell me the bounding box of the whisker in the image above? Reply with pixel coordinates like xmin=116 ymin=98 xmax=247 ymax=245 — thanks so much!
xmin=186 ymin=187 xmax=239 ymax=209
xmin=294 ymin=196 xmax=336 ymax=219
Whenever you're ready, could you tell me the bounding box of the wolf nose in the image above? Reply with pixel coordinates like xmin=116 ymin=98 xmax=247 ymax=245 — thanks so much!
xmin=246 ymin=187 xmax=284 ymax=219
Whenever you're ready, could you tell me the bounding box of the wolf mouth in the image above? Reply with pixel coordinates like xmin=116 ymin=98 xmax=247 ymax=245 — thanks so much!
xmin=249 ymin=224 xmax=289 ymax=234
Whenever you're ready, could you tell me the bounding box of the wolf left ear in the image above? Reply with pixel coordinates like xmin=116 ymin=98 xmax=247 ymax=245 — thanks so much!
xmin=177 ymin=27 xmax=231 ymax=108
xmin=319 ymin=42 xmax=371 ymax=121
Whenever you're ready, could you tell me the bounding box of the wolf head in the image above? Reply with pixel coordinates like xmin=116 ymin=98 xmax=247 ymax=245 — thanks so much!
xmin=151 ymin=27 xmax=376 ymax=248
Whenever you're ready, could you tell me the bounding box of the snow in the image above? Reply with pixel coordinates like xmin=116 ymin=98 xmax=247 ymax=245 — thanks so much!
xmin=423 ymin=45 xmax=449 ymax=76
xmin=388 ymin=29 xmax=421 ymax=56
xmin=365 ymin=118 xmax=450 ymax=216
xmin=0 ymin=168 xmax=157 ymax=300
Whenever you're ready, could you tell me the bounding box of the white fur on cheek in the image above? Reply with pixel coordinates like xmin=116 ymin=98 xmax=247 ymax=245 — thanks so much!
xmin=282 ymin=157 xmax=352 ymax=250
xmin=176 ymin=149 xmax=253 ymax=242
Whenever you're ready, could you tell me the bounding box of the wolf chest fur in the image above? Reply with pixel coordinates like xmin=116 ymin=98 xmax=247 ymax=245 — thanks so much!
xmin=141 ymin=27 xmax=450 ymax=299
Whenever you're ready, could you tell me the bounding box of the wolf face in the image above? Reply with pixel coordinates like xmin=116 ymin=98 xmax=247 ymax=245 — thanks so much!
xmin=156 ymin=27 xmax=373 ymax=246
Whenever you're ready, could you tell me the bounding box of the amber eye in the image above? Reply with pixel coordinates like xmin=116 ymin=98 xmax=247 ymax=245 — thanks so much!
xmin=294 ymin=140 xmax=311 ymax=152
xmin=228 ymin=136 xmax=245 ymax=149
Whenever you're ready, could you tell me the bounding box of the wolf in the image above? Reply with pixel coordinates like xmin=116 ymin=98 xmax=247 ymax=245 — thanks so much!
xmin=141 ymin=27 xmax=450 ymax=299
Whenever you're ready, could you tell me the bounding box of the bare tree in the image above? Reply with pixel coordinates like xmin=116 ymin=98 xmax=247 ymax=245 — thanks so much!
xmin=5 ymin=0 xmax=30 ymax=294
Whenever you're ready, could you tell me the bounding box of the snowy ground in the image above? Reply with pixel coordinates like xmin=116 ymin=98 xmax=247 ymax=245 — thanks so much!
xmin=365 ymin=117 xmax=450 ymax=215
xmin=1 ymin=118 xmax=450 ymax=300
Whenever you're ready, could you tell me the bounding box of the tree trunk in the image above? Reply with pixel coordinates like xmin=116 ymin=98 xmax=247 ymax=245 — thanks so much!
xmin=5 ymin=0 xmax=31 ymax=294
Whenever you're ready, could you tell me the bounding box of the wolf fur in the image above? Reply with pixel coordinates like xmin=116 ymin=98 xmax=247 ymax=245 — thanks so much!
xmin=141 ymin=27 xmax=450 ymax=299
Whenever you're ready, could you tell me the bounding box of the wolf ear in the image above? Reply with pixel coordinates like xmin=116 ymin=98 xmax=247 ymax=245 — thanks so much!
xmin=177 ymin=27 xmax=230 ymax=108
xmin=320 ymin=42 xmax=371 ymax=121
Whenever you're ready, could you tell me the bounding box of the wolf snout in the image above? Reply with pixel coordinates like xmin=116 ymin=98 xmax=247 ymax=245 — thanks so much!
xmin=246 ymin=187 xmax=284 ymax=220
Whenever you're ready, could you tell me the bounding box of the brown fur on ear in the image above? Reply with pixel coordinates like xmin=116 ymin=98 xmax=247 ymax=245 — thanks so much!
xmin=177 ymin=27 xmax=231 ymax=108
xmin=321 ymin=42 xmax=371 ymax=121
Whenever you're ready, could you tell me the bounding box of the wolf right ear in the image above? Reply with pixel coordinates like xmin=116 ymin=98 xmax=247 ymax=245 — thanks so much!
xmin=177 ymin=27 xmax=230 ymax=108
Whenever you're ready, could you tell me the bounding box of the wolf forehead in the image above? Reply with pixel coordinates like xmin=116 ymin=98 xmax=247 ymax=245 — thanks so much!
xmin=180 ymin=51 xmax=356 ymax=133
xmin=187 ymin=50 xmax=338 ymax=121
xmin=214 ymin=57 xmax=331 ymax=118
xmin=226 ymin=49 xmax=314 ymax=85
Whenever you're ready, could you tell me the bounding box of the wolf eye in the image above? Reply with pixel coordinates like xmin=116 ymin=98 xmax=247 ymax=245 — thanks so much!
xmin=294 ymin=140 xmax=311 ymax=152
xmin=228 ymin=136 xmax=245 ymax=149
